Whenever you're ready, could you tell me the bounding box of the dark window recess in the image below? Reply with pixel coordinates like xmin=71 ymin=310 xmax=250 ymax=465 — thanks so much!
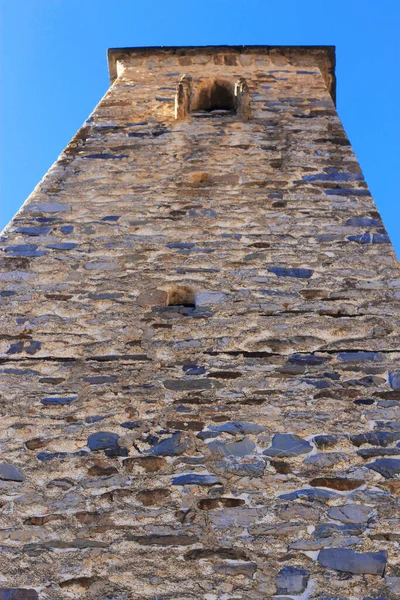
xmin=175 ymin=75 xmax=250 ymax=120
xmin=166 ymin=285 xmax=195 ymax=308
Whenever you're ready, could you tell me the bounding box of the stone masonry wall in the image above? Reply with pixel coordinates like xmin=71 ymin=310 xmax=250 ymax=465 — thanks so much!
xmin=0 ymin=46 xmax=399 ymax=600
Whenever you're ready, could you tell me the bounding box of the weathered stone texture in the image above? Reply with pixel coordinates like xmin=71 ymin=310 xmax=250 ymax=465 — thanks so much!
xmin=0 ymin=45 xmax=399 ymax=599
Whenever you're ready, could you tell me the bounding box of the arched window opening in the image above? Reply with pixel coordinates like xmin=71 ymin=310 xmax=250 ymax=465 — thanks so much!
xmin=175 ymin=76 xmax=250 ymax=120
xmin=192 ymin=78 xmax=236 ymax=114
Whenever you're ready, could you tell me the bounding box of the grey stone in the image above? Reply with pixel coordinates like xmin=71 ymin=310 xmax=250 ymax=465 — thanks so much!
xmin=208 ymin=421 xmax=266 ymax=435
xmin=25 ymin=202 xmax=70 ymax=213
xmin=313 ymin=434 xmax=340 ymax=449
xmin=163 ymin=379 xmax=213 ymax=391
xmin=318 ymin=548 xmax=387 ymax=575
xmin=41 ymin=396 xmax=77 ymax=406
xmin=195 ymin=291 xmax=226 ymax=306
xmin=328 ymin=504 xmax=373 ymax=524
xmin=263 ymin=433 xmax=312 ymax=457
xmin=0 ymin=464 xmax=25 ymax=482
xmin=0 ymin=591 xmax=39 ymax=600
xmin=350 ymin=431 xmax=400 ymax=447
xmin=279 ymin=488 xmax=338 ymax=501
xmin=276 ymin=566 xmax=309 ymax=595
xmin=207 ymin=438 xmax=256 ymax=457
xmin=172 ymin=473 xmax=220 ymax=486
xmin=215 ymin=455 xmax=265 ymax=477
xmin=305 ymin=452 xmax=347 ymax=468
xmin=313 ymin=523 xmax=365 ymax=538
xmin=389 ymin=371 xmax=400 ymax=390
xmin=366 ymin=458 xmax=400 ymax=478
xmin=149 ymin=432 xmax=188 ymax=456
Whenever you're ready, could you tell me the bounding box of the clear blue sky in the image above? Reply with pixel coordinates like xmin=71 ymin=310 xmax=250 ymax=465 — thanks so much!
xmin=1 ymin=1 xmax=399 ymax=255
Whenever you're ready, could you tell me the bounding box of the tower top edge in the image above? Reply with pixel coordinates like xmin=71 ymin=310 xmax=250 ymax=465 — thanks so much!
xmin=107 ymin=45 xmax=336 ymax=101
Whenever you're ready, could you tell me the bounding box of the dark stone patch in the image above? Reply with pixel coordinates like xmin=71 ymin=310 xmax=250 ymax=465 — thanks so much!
xmin=87 ymin=432 xmax=126 ymax=457
xmin=350 ymin=432 xmax=400 ymax=447
xmin=288 ymin=353 xmax=329 ymax=365
xmin=328 ymin=504 xmax=372 ymax=524
xmin=172 ymin=474 xmax=220 ymax=486
xmin=4 ymin=244 xmax=45 ymax=257
xmin=338 ymin=351 xmax=383 ymax=362
xmin=37 ymin=452 xmax=68 ymax=461
xmin=15 ymin=227 xmax=51 ymax=236
xmin=263 ymin=433 xmax=312 ymax=457
xmin=208 ymin=438 xmax=256 ymax=457
xmin=372 ymin=233 xmax=390 ymax=243
xmin=357 ymin=448 xmax=400 ymax=458
xmin=303 ymin=172 xmax=362 ymax=182
xmin=185 ymin=548 xmax=248 ymax=561
xmin=215 ymin=456 xmax=265 ymax=477
xmin=279 ymin=488 xmax=338 ymax=501
xmin=0 ymin=591 xmax=39 ymax=600
xmin=324 ymin=189 xmax=371 ymax=197
xmin=0 ymin=464 xmax=24 ymax=482
xmin=208 ymin=421 xmax=265 ymax=435
xmin=313 ymin=434 xmax=340 ymax=449
xmin=366 ymin=458 xmax=400 ymax=478
xmin=60 ymin=225 xmax=74 ymax=234
xmin=102 ymin=215 xmax=120 ymax=221
xmin=389 ymin=372 xmax=400 ymax=391
xmin=163 ymin=379 xmax=214 ymax=391
xmin=276 ymin=566 xmax=309 ymax=595
xmin=268 ymin=267 xmax=313 ymax=279
xmin=318 ymin=548 xmax=387 ymax=575
xmin=183 ymin=365 xmax=206 ymax=375
xmin=313 ymin=523 xmax=365 ymax=538
xmin=309 ymin=477 xmax=361 ymax=491
xmin=345 ymin=218 xmax=383 ymax=226
xmin=348 ymin=233 xmax=372 ymax=244
xmin=198 ymin=497 xmax=245 ymax=510
xmin=41 ymin=397 xmax=77 ymax=406
xmin=149 ymin=432 xmax=188 ymax=456
xmin=207 ymin=371 xmax=242 ymax=379
xmin=85 ymin=415 xmax=106 ymax=424
xmin=84 ymin=376 xmax=118 ymax=384
xmin=46 ymin=243 xmax=77 ymax=250
xmin=121 ymin=421 xmax=142 ymax=430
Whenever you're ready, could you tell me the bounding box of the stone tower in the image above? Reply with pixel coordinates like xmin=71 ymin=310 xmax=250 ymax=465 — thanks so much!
xmin=1 ymin=45 xmax=399 ymax=600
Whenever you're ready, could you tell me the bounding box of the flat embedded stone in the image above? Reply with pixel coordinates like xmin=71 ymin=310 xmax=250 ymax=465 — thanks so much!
xmin=25 ymin=202 xmax=70 ymax=213
xmin=208 ymin=438 xmax=256 ymax=457
xmin=149 ymin=432 xmax=188 ymax=456
xmin=389 ymin=371 xmax=400 ymax=390
xmin=263 ymin=433 xmax=312 ymax=457
xmin=350 ymin=431 xmax=400 ymax=447
xmin=172 ymin=473 xmax=220 ymax=486
xmin=276 ymin=566 xmax=309 ymax=595
xmin=328 ymin=504 xmax=372 ymax=524
xmin=318 ymin=548 xmax=387 ymax=575
xmin=305 ymin=452 xmax=347 ymax=468
xmin=163 ymin=379 xmax=213 ymax=391
xmin=0 ymin=464 xmax=24 ymax=482
xmin=268 ymin=266 xmax=313 ymax=278
xmin=215 ymin=456 xmax=265 ymax=477
xmin=279 ymin=488 xmax=338 ymax=501
xmin=41 ymin=396 xmax=77 ymax=406
xmin=208 ymin=421 xmax=265 ymax=435
xmin=0 ymin=591 xmax=39 ymax=600
xmin=366 ymin=458 xmax=400 ymax=478
xmin=87 ymin=432 xmax=120 ymax=452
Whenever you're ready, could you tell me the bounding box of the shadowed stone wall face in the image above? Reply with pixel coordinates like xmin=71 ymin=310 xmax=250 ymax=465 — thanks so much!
xmin=0 ymin=46 xmax=399 ymax=599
